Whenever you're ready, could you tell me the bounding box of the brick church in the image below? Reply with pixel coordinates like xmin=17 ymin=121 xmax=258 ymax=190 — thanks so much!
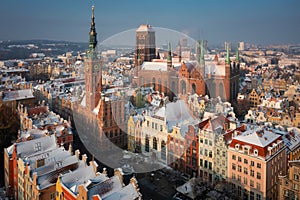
xmin=132 ymin=24 xmax=240 ymax=102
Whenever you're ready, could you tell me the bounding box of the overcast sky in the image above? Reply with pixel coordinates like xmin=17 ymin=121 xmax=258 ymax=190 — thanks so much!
xmin=0 ymin=0 xmax=299 ymax=45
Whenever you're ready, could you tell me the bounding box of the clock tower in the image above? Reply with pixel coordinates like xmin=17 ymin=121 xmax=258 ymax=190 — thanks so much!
xmin=85 ymin=5 xmax=102 ymax=111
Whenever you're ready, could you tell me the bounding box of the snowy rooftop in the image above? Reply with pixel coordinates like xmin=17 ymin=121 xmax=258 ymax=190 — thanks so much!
xmin=88 ymin=175 xmax=122 ymax=199
xmin=141 ymin=61 xmax=181 ymax=71
xmin=60 ymin=161 xmax=107 ymax=195
xmin=102 ymin=183 xmax=139 ymax=200
xmin=16 ymin=134 xmax=57 ymax=158
xmin=154 ymin=100 xmax=198 ymax=134
xmin=2 ymin=89 xmax=34 ymax=101
xmin=136 ymin=24 xmax=155 ymax=32
xmin=205 ymin=62 xmax=225 ymax=76
xmin=234 ymin=126 xmax=280 ymax=148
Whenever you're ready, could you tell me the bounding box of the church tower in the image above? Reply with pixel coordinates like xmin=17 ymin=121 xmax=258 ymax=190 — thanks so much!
xmin=167 ymin=42 xmax=172 ymax=68
xmin=134 ymin=24 xmax=156 ymax=67
xmin=85 ymin=5 xmax=102 ymax=111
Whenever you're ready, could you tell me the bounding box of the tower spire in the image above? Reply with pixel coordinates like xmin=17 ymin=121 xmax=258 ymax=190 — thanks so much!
xmin=226 ymin=44 xmax=230 ymax=64
xmin=167 ymin=42 xmax=172 ymax=68
xmin=200 ymin=40 xmax=205 ymax=66
xmin=179 ymin=43 xmax=182 ymax=62
xmin=236 ymin=46 xmax=240 ymax=63
xmin=89 ymin=5 xmax=97 ymax=52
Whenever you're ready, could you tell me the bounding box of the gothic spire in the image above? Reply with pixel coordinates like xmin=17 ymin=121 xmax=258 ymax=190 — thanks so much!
xmin=179 ymin=43 xmax=182 ymax=62
xmin=200 ymin=40 xmax=205 ymax=66
xmin=167 ymin=42 xmax=172 ymax=68
xmin=236 ymin=46 xmax=240 ymax=63
xmin=196 ymin=40 xmax=201 ymax=64
xmin=89 ymin=5 xmax=97 ymax=52
xmin=226 ymin=44 xmax=230 ymax=64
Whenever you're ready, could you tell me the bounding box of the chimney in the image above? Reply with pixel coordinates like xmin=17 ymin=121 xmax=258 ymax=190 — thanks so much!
xmin=82 ymin=154 xmax=88 ymax=165
xmin=114 ymin=168 xmax=124 ymax=185
xmin=89 ymin=161 xmax=98 ymax=174
xmin=75 ymin=150 xmax=80 ymax=160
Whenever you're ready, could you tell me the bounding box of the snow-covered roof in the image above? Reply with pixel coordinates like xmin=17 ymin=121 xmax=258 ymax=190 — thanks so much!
xmin=205 ymin=62 xmax=225 ymax=76
xmin=2 ymin=89 xmax=34 ymax=101
xmin=234 ymin=126 xmax=280 ymax=148
xmin=141 ymin=61 xmax=181 ymax=71
xmin=16 ymin=134 xmax=57 ymax=158
xmin=136 ymin=24 xmax=155 ymax=32
xmin=88 ymin=175 xmax=122 ymax=199
xmin=60 ymin=161 xmax=107 ymax=195
xmin=102 ymin=183 xmax=139 ymax=200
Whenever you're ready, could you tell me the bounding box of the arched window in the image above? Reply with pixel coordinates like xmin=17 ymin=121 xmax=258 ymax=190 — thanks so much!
xmin=219 ymin=83 xmax=224 ymax=99
xmin=161 ymin=140 xmax=166 ymax=160
xmin=171 ymin=81 xmax=176 ymax=94
xmin=145 ymin=135 xmax=150 ymax=152
xmin=152 ymin=77 xmax=156 ymax=90
xmin=153 ymin=137 xmax=158 ymax=150
xmin=211 ymin=82 xmax=216 ymax=98
xmin=181 ymin=80 xmax=186 ymax=94
xmin=158 ymin=79 xmax=162 ymax=92
xmin=192 ymin=83 xmax=196 ymax=94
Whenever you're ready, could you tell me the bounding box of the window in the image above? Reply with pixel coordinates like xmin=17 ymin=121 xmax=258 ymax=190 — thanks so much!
xmin=251 ymin=161 xmax=254 ymax=166
xmin=238 ymin=175 xmax=241 ymax=182
xmin=257 ymin=172 xmax=261 ymax=179
xmin=153 ymin=137 xmax=157 ymax=150
xmin=209 ymin=140 xmax=212 ymax=146
xmin=256 ymin=183 xmax=261 ymax=191
xmin=250 ymin=180 xmax=254 ymax=187
xmin=222 ymin=151 xmax=226 ymax=157
xmin=200 ymin=159 xmax=203 ymax=167
xmin=209 ymin=151 xmax=212 ymax=158
xmin=205 ymin=139 xmax=208 ymax=145
xmin=200 ymin=147 xmax=203 ymax=155
xmin=232 ymin=163 xmax=236 ymax=170
xmin=200 ymin=138 xmax=203 ymax=143
xmin=294 ymin=183 xmax=299 ymax=191
xmin=145 ymin=136 xmax=149 ymax=152
xmin=232 ymin=155 xmax=236 ymax=160
xmin=147 ymin=121 xmax=149 ymax=127
xmin=204 ymin=161 xmax=208 ymax=168
xmin=294 ymin=174 xmax=299 ymax=181
xmin=217 ymin=149 xmax=220 ymax=155
xmin=232 ymin=173 xmax=236 ymax=180
xmin=238 ymin=186 xmax=242 ymax=197
xmin=257 ymin=163 xmax=261 ymax=169
xmin=250 ymin=191 xmax=254 ymax=200
xmin=256 ymin=194 xmax=261 ymax=200
xmin=34 ymin=142 xmax=42 ymax=152
xmin=244 ymin=177 xmax=247 ymax=185
xmin=244 ymin=167 xmax=248 ymax=175
xmin=250 ymin=170 xmax=254 ymax=177
xmin=209 ymin=162 xmax=212 ymax=170
xmin=238 ymin=165 xmax=242 ymax=172
xmin=238 ymin=157 xmax=242 ymax=162
xmin=254 ymin=149 xmax=258 ymax=156
xmin=244 ymin=159 xmax=248 ymax=164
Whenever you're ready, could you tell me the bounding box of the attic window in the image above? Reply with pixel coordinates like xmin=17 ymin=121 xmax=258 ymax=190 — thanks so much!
xmin=254 ymin=149 xmax=258 ymax=156
xmin=34 ymin=142 xmax=42 ymax=152
xmin=235 ymin=144 xmax=240 ymax=150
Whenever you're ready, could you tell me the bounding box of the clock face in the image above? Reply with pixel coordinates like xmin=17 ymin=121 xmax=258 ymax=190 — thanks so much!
xmin=94 ymin=64 xmax=100 ymax=72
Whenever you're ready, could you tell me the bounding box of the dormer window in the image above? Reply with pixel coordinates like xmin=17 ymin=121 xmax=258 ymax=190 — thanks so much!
xmin=235 ymin=144 xmax=240 ymax=150
xmin=254 ymin=149 xmax=259 ymax=156
xmin=243 ymin=146 xmax=250 ymax=155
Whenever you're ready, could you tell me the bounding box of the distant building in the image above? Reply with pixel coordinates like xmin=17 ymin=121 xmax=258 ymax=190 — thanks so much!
xmin=278 ymin=160 xmax=300 ymax=199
